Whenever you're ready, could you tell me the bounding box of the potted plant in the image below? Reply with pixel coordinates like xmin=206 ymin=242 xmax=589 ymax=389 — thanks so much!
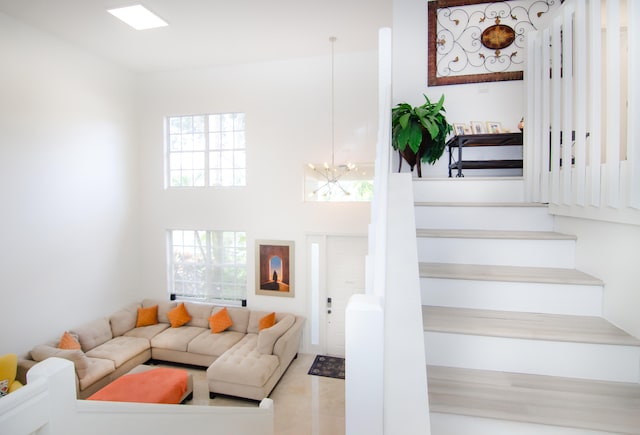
xmin=391 ymin=94 xmax=452 ymax=177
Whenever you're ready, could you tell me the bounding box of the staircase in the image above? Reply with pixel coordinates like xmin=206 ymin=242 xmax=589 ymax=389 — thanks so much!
xmin=414 ymin=179 xmax=640 ymax=434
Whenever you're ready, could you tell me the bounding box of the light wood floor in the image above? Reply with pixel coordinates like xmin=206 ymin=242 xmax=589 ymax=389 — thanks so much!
xmin=428 ymin=365 xmax=640 ymax=434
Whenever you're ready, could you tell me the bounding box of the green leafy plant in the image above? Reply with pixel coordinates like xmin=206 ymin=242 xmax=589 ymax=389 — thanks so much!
xmin=392 ymin=94 xmax=452 ymax=165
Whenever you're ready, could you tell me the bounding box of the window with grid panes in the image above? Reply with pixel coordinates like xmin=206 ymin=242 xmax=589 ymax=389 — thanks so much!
xmin=167 ymin=113 xmax=246 ymax=187
xmin=168 ymin=230 xmax=247 ymax=304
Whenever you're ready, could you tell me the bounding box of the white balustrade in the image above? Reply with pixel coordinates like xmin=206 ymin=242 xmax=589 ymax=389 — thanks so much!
xmin=525 ymin=0 xmax=639 ymax=225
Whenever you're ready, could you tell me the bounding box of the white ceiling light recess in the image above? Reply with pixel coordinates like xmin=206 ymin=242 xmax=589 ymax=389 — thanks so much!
xmin=107 ymin=4 xmax=168 ymax=30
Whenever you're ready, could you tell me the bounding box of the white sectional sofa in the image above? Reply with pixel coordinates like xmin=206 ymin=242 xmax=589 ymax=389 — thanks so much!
xmin=18 ymin=299 xmax=304 ymax=401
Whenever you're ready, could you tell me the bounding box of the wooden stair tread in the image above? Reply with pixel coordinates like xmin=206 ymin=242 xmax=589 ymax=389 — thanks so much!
xmin=419 ymin=262 xmax=603 ymax=286
xmin=422 ymin=306 xmax=640 ymax=346
xmin=416 ymin=228 xmax=576 ymax=240
xmin=414 ymin=202 xmax=548 ymax=208
xmin=427 ymin=365 xmax=640 ymax=433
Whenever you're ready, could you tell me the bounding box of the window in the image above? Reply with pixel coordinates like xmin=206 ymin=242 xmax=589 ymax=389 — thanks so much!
xmin=168 ymin=230 xmax=247 ymax=304
xmin=167 ymin=113 xmax=246 ymax=187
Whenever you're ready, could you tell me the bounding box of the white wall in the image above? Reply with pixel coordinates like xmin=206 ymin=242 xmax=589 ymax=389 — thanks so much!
xmin=554 ymin=217 xmax=640 ymax=339
xmin=0 ymin=10 xmax=376 ymax=357
xmin=392 ymin=0 xmax=526 ymax=178
xmin=135 ymin=52 xmax=377 ymax=348
xmin=0 ymin=13 xmax=140 ymax=357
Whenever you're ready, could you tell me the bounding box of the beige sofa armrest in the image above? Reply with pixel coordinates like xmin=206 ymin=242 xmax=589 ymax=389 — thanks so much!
xmin=272 ymin=315 xmax=305 ymax=365
xmin=18 ymin=357 xmax=81 ymax=395
xmin=17 ymin=359 xmax=37 ymax=385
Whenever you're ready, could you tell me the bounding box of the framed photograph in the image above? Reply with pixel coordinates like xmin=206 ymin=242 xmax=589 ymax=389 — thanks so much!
xmin=470 ymin=121 xmax=486 ymax=134
xmin=255 ymin=240 xmax=294 ymax=297
xmin=453 ymin=123 xmax=469 ymax=136
xmin=486 ymin=122 xmax=502 ymax=134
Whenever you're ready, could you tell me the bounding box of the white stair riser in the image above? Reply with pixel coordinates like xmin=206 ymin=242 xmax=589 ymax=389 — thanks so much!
xmin=417 ymin=238 xmax=576 ymax=268
xmin=414 ymin=206 xmax=554 ymax=231
xmin=421 ymin=278 xmax=603 ymax=316
xmin=424 ymin=331 xmax=640 ymax=383
xmin=413 ymin=179 xmax=525 ymax=203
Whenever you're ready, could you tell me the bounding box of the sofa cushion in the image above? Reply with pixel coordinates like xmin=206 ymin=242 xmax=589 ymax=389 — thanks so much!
xmin=257 ymin=315 xmax=295 ymax=355
xmin=58 ymin=331 xmax=81 ymax=350
xmin=30 ymin=345 xmax=91 ymax=379
xmin=110 ymin=303 xmax=141 ymax=337
xmin=187 ymin=330 xmax=245 ymax=357
xmin=72 ymin=318 xmax=113 ymax=351
xmin=208 ymin=335 xmax=278 ymax=388
xmin=225 ymin=307 xmax=250 ymax=334
xmin=85 ymin=336 xmax=150 ymax=368
xmin=167 ymin=303 xmax=192 ymax=328
xmin=184 ymin=302 xmax=214 ymax=328
xmin=136 ymin=305 xmax=158 ymax=327
xmin=209 ymin=307 xmax=233 ymax=333
xmin=247 ymin=310 xmax=284 ymax=334
xmin=143 ymin=299 xmax=176 ymax=324
xmin=151 ymin=326 xmax=207 ymax=352
xmin=259 ymin=312 xmax=276 ymax=331
xmin=124 ymin=323 xmax=170 ymax=341
xmin=78 ymin=357 xmax=116 ymax=391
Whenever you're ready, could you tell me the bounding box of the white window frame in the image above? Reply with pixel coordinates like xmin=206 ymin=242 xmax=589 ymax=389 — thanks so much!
xmin=166 ymin=112 xmax=246 ymax=187
xmin=167 ymin=229 xmax=247 ymax=305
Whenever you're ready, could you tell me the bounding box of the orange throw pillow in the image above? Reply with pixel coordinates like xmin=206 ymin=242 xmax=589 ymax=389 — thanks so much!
xmin=209 ymin=308 xmax=233 ymax=333
xmin=58 ymin=331 xmax=81 ymax=350
xmin=136 ymin=305 xmax=158 ymax=327
xmin=167 ymin=303 xmax=192 ymax=328
xmin=259 ymin=312 xmax=276 ymax=331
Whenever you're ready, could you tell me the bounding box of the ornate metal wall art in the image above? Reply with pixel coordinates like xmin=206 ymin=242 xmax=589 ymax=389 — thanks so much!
xmin=428 ymin=0 xmax=560 ymax=86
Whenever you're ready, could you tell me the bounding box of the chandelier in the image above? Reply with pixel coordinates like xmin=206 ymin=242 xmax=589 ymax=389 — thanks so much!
xmin=307 ymin=36 xmax=356 ymax=198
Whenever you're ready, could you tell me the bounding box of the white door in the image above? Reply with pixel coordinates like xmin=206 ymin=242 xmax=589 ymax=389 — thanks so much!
xmin=325 ymin=235 xmax=367 ymax=357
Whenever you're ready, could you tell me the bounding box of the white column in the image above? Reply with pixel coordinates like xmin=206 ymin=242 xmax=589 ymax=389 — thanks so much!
xmin=345 ymin=294 xmax=384 ymax=435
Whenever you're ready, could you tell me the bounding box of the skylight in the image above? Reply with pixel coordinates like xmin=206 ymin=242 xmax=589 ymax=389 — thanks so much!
xmin=107 ymin=4 xmax=168 ymax=30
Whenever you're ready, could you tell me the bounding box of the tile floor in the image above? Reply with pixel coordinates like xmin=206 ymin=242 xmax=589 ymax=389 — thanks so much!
xmin=161 ymin=353 xmax=345 ymax=435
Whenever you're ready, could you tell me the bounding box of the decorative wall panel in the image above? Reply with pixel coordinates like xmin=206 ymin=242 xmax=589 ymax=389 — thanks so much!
xmin=428 ymin=0 xmax=561 ymax=85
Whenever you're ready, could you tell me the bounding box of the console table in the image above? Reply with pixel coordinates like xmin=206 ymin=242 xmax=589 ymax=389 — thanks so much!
xmin=447 ymin=132 xmax=523 ymax=177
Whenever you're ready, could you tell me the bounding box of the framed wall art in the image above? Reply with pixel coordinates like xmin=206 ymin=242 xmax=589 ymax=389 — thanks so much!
xmin=428 ymin=0 xmax=560 ymax=86
xmin=255 ymin=240 xmax=294 ymax=297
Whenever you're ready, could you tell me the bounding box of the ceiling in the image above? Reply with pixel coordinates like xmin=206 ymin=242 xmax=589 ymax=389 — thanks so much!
xmin=0 ymin=0 xmax=392 ymax=73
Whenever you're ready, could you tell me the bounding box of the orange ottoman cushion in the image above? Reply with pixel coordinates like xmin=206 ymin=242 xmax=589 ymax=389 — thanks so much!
xmin=88 ymin=367 xmax=188 ymax=404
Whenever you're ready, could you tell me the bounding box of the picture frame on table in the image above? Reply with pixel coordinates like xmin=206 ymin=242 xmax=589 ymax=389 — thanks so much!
xmin=470 ymin=121 xmax=486 ymax=134
xmin=453 ymin=123 xmax=469 ymax=136
xmin=486 ymin=122 xmax=502 ymax=134
xmin=255 ymin=240 xmax=294 ymax=297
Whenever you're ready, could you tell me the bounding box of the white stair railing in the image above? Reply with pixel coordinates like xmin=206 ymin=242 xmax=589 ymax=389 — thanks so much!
xmin=525 ymin=0 xmax=639 ymax=225
xmin=0 ymin=358 xmax=274 ymax=435
xmin=347 ymin=27 xmax=431 ymax=435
